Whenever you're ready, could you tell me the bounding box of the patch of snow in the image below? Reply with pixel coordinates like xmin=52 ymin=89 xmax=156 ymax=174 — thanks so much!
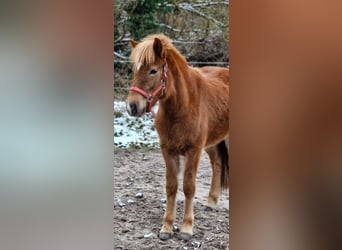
xmin=114 ymin=101 xmax=160 ymax=148
xmin=179 ymin=2 xmax=194 ymax=11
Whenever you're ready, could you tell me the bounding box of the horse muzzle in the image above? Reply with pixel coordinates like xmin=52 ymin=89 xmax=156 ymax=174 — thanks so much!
xmin=126 ymin=99 xmax=145 ymax=117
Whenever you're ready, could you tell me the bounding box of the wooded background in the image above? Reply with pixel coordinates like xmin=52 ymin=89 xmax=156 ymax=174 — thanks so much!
xmin=114 ymin=0 xmax=229 ymax=99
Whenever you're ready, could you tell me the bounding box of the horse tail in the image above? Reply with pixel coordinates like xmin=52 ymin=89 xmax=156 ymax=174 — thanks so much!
xmin=217 ymin=140 xmax=229 ymax=190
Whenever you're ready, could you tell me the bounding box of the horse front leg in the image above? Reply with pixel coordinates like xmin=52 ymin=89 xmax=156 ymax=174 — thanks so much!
xmin=159 ymin=149 xmax=180 ymax=240
xmin=180 ymin=147 xmax=202 ymax=240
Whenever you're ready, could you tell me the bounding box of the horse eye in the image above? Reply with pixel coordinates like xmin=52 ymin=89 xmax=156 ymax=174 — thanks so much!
xmin=150 ymin=69 xmax=157 ymax=75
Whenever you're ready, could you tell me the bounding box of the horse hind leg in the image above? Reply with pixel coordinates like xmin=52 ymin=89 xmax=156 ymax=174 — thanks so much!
xmin=204 ymin=140 xmax=229 ymax=209
xmin=204 ymin=145 xmax=222 ymax=209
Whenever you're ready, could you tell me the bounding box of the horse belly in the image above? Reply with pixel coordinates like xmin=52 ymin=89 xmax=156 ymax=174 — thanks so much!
xmin=205 ymin=117 xmax=229 ymax=147
xmin=202 ymin=100 xmax=229 ymax=147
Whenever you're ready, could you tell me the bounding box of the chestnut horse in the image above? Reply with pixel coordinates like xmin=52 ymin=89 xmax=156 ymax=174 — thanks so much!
xmin=126 ymin=34 xmax=229 ymax=240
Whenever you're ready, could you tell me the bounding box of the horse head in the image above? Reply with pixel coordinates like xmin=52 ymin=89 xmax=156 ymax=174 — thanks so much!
xmin=126 ymin=35 xmax=168 ymax=117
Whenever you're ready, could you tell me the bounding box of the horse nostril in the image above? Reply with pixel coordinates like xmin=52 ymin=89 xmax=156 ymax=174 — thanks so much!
xmin=130 ymin=103 xmax=137 ymax=115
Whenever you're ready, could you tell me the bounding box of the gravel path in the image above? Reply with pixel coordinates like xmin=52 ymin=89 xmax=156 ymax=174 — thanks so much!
xmin=114 ymin=148 xmax=229 ymax=249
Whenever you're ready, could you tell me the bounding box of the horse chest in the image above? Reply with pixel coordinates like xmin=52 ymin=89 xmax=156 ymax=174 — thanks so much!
xmin=155 ymin=117 xmax=201 ymax=153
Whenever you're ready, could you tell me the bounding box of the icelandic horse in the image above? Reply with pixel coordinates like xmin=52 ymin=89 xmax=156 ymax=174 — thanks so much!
xmin=126 ymin=34 xmax=229 ymax=240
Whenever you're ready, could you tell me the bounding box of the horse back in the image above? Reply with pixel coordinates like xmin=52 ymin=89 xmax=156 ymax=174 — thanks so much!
xmin=197 ymin=66 xmax=229 ymax=87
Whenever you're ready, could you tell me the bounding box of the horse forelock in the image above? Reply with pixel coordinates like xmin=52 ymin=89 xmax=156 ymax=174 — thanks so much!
xmin=130 ymin=34 xmax=173 ymax=70
xmin=131 ymin=40 xmax=155 ymax=70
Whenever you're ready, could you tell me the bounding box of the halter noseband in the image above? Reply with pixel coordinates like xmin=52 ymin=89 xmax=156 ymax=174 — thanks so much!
xmin=129 ymin=60 xmax=168 ymax=113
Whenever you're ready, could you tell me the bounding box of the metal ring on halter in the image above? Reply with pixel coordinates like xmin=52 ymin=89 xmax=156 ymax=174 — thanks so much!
xmin=147 ymin=95 xmax=153 ymax=103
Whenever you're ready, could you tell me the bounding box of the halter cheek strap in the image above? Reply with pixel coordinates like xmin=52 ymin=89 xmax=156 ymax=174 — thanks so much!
xmin=129 ymin=60 xmax=167 ymax=113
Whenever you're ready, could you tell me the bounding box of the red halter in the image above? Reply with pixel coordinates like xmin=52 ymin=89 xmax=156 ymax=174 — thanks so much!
xmin=129 ymin=61 xmax=168 ymax=113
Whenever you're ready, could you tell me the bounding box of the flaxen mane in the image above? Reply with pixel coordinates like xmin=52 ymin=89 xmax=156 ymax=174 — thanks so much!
xmin=130 ymin=34 xmax=186 ymax=69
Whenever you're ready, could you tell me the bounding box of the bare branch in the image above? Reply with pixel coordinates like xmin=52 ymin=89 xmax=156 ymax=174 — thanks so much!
xmin=178 ymin=2 xmax=227 ymax=27
xmin=114 ymin=51 xmax=128 ymax=60
xmin=114 ymin=25 xmax=126 ymax=44
xmin=159 ymin=24 xmax=181 ymax=33
xmin=173 ymin=40 xmax=206 ymax=45
xmin=192 ymin=1 xmax=229 ymax=7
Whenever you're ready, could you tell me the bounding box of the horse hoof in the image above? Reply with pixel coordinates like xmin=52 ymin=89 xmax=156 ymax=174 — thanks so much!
xmin=204 ymin=206 xmax=213 ymax=211
xmin=159 ymin=232 xmax=172 ymax=240
xmin=179 ymin=232 xmax=192 ymax=241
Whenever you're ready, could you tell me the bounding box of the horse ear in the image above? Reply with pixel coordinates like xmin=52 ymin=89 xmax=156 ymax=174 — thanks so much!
xmin=153 ymin=38 xmax=163 ymax=58
xmin=130 ymin=40 xmax=139 ymax=48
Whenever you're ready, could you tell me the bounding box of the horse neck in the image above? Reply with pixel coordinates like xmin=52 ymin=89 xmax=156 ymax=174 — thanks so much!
xmin=160 ymin=51 xmax=192 ymax=111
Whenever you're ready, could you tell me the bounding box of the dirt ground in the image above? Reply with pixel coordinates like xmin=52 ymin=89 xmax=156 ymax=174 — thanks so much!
xmin=114 ymin=148 xmax=229 ymax=249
